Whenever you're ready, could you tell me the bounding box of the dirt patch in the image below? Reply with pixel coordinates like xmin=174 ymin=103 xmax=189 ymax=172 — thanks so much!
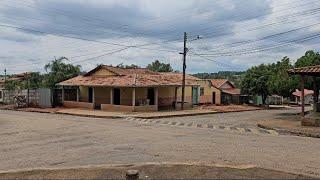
xmin=199 ymin=104 xmax=262 ymax=113
xmin=258 ymin=119 xmax=320 ymax=138
xmin=0 ymin=163 xmax=312 ymax=179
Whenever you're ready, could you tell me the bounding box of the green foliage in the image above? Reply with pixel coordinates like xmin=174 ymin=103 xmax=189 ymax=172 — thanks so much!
xmin=44 ymin=57 xmax=81 ymax=88
xmin=241 ymin=64 xmax=271 ymax=104
xmin=193 ymin=71 xmax=245 ymax=87
xmin=4 ymin=80 xmax=22 ymax=90
xmin=267 ymin=57 xmax=297 ymax=98
xmin=294 ymin=50 xmax=320 ymax=90
xmin=295 ymin=50 xmax=320 ymax=67
xmin=116 ymin=63 xmax=140 ymax=69
xmin=24 ymin=72 xmax=44 ymax=89
xmin=147 ymin=60 xmax=173 ymax=72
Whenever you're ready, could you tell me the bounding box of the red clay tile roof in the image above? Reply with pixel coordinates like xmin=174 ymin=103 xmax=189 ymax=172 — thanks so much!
xmin=210 ymin=79 xmax=228 ymax=88
xmin=292 ymin=89 xmax=314 ymax=97
xmin=222 ymin=88 xmax=241 ymax=95
xmin=85 ymin=65 xmax=157 ymax=76
xmin=59 ymin=66 xmax=200 ymax=87
xmin=288 ymin=65 xmax=320 ymax=75
xmin=210 ymin=79 xmax=236 ymax=89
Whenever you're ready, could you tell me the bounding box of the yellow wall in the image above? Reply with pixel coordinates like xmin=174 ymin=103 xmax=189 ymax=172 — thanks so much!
xmin=158 ymin=86 xmax=175 ymax=107
xmin=120 ymin=88 xmax=133 ymax=105
xmin=177 ymin=86 xmax=193 ymax=103
xmin=94 ymin=87 xmax=111 ymax=105
xmin=198 ymin=80 xmax=221 ymax=105
xmin=79 ymin=86 xmax=88 ymax=102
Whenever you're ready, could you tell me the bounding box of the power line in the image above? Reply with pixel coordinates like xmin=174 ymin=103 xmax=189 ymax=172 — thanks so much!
xmin=197 ymin=33 xmax=320 ymax=57
xmin=192 ymin=22 xmax=320 ymax=53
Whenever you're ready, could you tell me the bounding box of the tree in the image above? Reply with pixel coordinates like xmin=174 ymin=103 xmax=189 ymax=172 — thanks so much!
xmin=116 ymin=63 xmax=140 ymax=69
xmin=267 ymin=57 xmax=297 ymax=97
xmin=295 ymin=50 xmax=320 ymax=68
xmin=241 ymin=64 xmax=270 ymax=104
xmin=44 ymin=57 xmax=81 ymax=88
xmin=147 ymin=60 xmax=173 ymax=72
xmin=294 ymin=50 xmax=320 ymax=90
xmin=4 ymin=80 xmax=22 ymax=90
xmin=24 ymin=72 xmax=44 ymax=89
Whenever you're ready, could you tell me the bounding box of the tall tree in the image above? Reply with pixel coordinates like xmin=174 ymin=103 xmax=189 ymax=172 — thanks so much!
xmin=295 ymin=50 xmax=320 ymax=68
xmin=147 ymin=60 xmax=173 ymax=72
xmin=44 ymin=57 xmax=81 ymax=88
xmin=24 ymin=72 xmax=44 ymax=89
xmin=294 ymin=50 xmax=320 ymax=90
xmin=241 ymin=64 xmax=270 ymax=104
xmin=267 ymin=57 xmax=297 ymax=97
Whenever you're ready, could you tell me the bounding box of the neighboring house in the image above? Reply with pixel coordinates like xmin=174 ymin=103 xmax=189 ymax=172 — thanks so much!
xmin=211 ymin=79 xmax=241 ymax=105
xmin=59 ymin=65 xmax=200 ymax=112
xmin=292 ymin=89 xmax=314 ymax=105
xmin=197 ymin=79 xmax=241 ymax=105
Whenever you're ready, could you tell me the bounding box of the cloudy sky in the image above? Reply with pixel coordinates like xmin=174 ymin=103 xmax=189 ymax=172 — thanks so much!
xmin=0 ymin=0 xmax=319 ymax=74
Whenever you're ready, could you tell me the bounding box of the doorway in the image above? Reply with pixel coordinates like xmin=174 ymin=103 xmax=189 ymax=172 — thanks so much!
xmin=147 ymin=88 xmax=155 ymax=105
xmin=212 ymin=92 xmax=216 ymax=104
xmin=88 ymin=87 xmax=93 ymax=103
xmin=192 ymin=87 xmax=199 ymax=105
xmin=113 ymin=88 xmax=120 ymax=105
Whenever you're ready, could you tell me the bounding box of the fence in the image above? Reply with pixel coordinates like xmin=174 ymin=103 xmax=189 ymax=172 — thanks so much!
xmin=2 ymin=88 xmax=53 ymax=107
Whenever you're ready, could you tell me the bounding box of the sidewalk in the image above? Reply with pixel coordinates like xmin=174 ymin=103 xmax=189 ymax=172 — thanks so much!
xmin=56 ymin=108 xmax=218 ymax=119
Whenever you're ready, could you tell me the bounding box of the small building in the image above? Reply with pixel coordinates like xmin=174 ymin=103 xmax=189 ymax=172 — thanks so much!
xmin=292 ymin=89 xmax=314 ymax=105
xmin=197 ymin=79 xmax=241 ymax=105
xmin=58 ymin=65 xmax=200 ymax=112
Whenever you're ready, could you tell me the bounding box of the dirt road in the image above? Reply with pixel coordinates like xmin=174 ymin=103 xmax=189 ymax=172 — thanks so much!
xmin=0 ymin=109 xmax=319 ymax=178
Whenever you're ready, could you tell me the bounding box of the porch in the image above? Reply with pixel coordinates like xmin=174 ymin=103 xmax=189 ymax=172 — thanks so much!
xmin=288 ymin=65 xmax=320 ymax=127
xmin=61 ymin=86 xmax=180 ymax=112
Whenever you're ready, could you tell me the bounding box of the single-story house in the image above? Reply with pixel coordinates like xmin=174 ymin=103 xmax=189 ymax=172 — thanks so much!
xmin=292 ymin=89 xmax=314 ymax=105
xmin=198 ymin=79 xmax=241 ymax=105
xmin=58 ymin=65 xmax=200 ymax=112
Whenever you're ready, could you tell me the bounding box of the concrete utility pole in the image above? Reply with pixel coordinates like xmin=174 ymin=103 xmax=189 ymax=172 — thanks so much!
xmin=181 ymin=32 xmax=188 ymax=110
xmin=4 ymin=68 xmax=6 ymax=82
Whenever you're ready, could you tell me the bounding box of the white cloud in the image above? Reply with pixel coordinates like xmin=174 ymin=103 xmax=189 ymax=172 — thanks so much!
xmin=0 ymin=0 xmax=319 ymax=74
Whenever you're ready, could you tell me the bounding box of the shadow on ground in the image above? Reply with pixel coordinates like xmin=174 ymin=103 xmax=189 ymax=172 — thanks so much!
xmin=0 ymin=164 xmax=313 ymax=179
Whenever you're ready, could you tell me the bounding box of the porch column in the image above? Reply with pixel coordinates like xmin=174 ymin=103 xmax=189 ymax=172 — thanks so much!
xmin=313 ymin=76 xmax=318 ymax=111
xmin=76 ymin=87 xmax=80 ymax=102
xmin=62 ymin=86 xmax=65 ymax=103
xmin=301 ymin=75 xmax=305 ymax=116
xmin=154 ymin=87 xmax=158 ymax=106
xmin=92 ymin=87 xmax=95 ymax=105
xmin=110 ymin=88 xmax=114 ymax=104
xmin=132 ymin=88 xmax=136 ymax=107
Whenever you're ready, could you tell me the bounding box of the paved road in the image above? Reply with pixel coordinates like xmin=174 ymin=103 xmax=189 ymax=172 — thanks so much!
xmin=0 ymin=108 xmax=319 ymax=178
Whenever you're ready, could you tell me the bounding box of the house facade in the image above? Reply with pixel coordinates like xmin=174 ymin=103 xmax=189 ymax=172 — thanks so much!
xmin=59 ymin=65 xmax=200 ymax=112
xmin=198 ymin=79 xmax=241 ymax=105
